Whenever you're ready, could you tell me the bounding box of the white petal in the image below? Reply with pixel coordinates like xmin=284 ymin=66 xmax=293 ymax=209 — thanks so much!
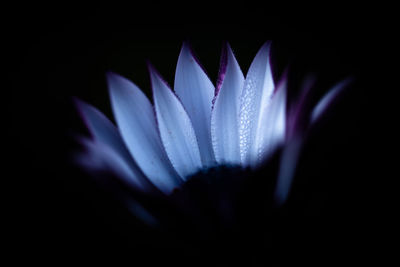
xmin=174 ymin=43 xmax=216 ymax=167
xmin=75 ymin=99 xmax=133 ymax=165
xmin=311 ymin=78 xmax=352 ymax=123
xmin=211 ymin=44 xmax=244 ymax=165
xmin=251 ymin=77 xmax=287 ymax=167
xmin=107 ymin=72 xmax=182 ymax=194
xmin=75 ymin=99 xmax=151 ymax=192
xmin=238 ymin=42 xmax=275 ymax=166
xmin=75 ymin=137 xmax=151 ymax=192
xmin=150 ymin=66 xmax=202 ymax=178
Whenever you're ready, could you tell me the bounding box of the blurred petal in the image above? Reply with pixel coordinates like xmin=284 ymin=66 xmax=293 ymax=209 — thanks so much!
xmin=150 ymin=65 xmax=202 ymax=178
xmin=75 ymin=138 xmax=159 ymax=225
xmin=274 ymin=136 xmax=303 ymax=206
xmin=107 ymin=72 xmax=181 ymax=194
xmin=251 ymin=76 xmax=287 ymax=167
xmin=286 ymin=75 xmax=316 ymax=138
xmin=174 ymin=43 xmax=216 ymax=167
xmin=311 ymin=78 xmax=352 ymax=123
xmin=74 ymin=99 xmax=152 ymax=192
xmin=123 ymin=197 xmax=159 ymax=227
xmin=211 ymin=43 xmax=244 ymax=165
xmin=75 ymin=137 xmax=151 ymax=192
xmin=238 ymin=42 xmax=275 ymax=166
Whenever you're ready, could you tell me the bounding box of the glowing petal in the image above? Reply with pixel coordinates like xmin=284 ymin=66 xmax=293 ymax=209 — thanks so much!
xmin=75 ymin=99 xmax=151 ymax=192
xmin=211 ymin=43 xmax=244 ymax=165
xmin=174 ymin=43 xmax=216 ymax=167
xmin=311 ymin=78 xmax=352 ymax=123
xmin=252 ymin=77 xmax=287 ymax=167
xmin=108 ymin=72 xmax=181 ymax=194
xmin=75 ymin=137 xmax=150 ymax=192
xmin=150 ymin=65 xmax=202 ymax=178
xmin=238 ymin=42 xmax=275 ymax=166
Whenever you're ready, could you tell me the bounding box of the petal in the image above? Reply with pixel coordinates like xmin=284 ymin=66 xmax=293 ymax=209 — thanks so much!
xmin=251 ymin=76 xmax=287 ymax=167
xmin=211 ymin=43 xmax=244 ymax=165
xmin=75 ymin=137 xmax=151 ymax=192
xmin=286 ymin=75 xmax=316 ymax=139
xmin=74 ymin=99 xmax=152 ymax=192
xmin=107 ymin=72 xmax=182 ymax=194
xmin=174 ymin=43 xmax=216 ymax=167
xmin=311 ymin=78 xmax=352 ymax=123
xmin=75 ymin=99 xmax=133 ymax=165
xmin=274 ymin=136 xmax=303 ymax=206
xmin=238 ymin=42 xmax=275 ymax=166
xmin=150 ymin=65 xmax=202 ymax=178
xmin=75 ymin=138 xmax=159 ymax=226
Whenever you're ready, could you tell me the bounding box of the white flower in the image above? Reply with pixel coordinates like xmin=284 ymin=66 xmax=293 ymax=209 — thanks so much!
xmin=75 ymin=42 xmax=350 ymax=209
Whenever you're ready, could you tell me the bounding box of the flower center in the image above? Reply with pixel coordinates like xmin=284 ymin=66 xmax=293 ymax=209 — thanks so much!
xmin=165 ymin=163 xmax=281 ymax=264
xmin=169 ymin=159 xmax=279 ymax=229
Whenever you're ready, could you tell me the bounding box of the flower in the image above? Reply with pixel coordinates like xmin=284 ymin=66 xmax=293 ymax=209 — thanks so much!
xmin=74 ymin=41 xmax=350 ymax=221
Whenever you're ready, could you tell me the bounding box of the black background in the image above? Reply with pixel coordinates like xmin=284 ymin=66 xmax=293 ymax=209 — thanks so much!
xmin=5 ymin=3 xmax=390 ymax=266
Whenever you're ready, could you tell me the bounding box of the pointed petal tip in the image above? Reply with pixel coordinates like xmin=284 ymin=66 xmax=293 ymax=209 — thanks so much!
xmin=72 ymin=97 xmax=98 ymax=140
xmin=216 ymin=42 xmax=243 ymax=97
xmin=106 ymin=71 xmax=124 ymax=91
xmin=106 ymin=71 xmax=137 ymax=92
xmin=147 ymin=62 xmax=162 ymax=81
xmin=216 ymin=42 xmax=229 ymax=95
xmin=105 ymin=70 xmax=120 ymax=81
xmin=148 ymin=63 xmax=173 ymax=97
xmin=212 ymin=41 xmax=244 ymax=165
xmin=339 ymin=76 xmax=355 ymax=87
xmin=254 ymin=41 xmax=273 ymax=63
xmin=180 ymin=41 xmax=191 ymax=56
xmin=147 ymin=61 xmax=158 ymax=83
xmin=254 ymin=41 xmax=272 ymax=55
xmin=145 ymin=60 xmax=158 ymax=75
xmin=178 ymin=41 xmax=211 ymax=79
xmin=262 ymin=40 xmax=272 ymax=48
xmin=72 ymin=96 xmax=85 ymax=115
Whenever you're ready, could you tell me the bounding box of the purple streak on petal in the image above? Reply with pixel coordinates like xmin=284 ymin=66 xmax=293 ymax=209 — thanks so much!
xmin=214 ymin=41 xmax=229 ymax=103
xmin=184 ymin=41 xmax=213 ymax=83
xmin=147 ymin=61 xmax=172 ymax=90
xmin=286 ymin=75 xmax=316 ymax=138
xmin=211 ymin=43 xmax=244 ymax=165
